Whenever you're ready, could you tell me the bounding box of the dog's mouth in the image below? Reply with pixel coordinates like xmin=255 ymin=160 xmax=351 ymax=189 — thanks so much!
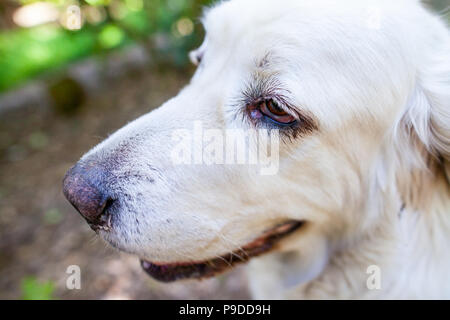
xmin=140 ymin=220 xmax=304 ymax=282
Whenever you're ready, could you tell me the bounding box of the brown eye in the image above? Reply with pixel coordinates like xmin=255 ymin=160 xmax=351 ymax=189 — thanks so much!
xmin=259 ymin=100 xmax=296 ymax=124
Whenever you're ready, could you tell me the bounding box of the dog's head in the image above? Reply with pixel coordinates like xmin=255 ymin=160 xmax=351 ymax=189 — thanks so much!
xmin=63 ymin=0 xmax=449 ymax=284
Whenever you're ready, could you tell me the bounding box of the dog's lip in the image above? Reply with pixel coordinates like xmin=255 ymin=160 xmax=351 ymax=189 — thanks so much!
xmin=140 ymin=220 xmax=304 ymax=282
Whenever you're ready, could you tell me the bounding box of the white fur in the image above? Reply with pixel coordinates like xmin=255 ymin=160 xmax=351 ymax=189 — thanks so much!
xmin=81 ymin=0 xmax=450 ymax=299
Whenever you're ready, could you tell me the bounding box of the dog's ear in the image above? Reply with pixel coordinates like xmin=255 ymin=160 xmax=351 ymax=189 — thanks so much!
xmin=395 ymin=36 xmax=450 ymax=181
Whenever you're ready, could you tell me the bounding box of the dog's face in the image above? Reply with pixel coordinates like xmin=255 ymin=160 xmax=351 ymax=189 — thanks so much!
xmin=63 ymin=0 xmax=444 ymax=283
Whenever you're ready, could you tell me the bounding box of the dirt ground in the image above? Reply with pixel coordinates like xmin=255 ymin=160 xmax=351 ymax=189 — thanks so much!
xmin=0 ymin=67 xmax=250 ymax=299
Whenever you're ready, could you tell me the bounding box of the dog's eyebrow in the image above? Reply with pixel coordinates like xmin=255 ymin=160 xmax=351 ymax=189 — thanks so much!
xmin=257 ymin=53 xmax=271 ymax=69
xmin=243 ymin=53 xmax=290 ymax=103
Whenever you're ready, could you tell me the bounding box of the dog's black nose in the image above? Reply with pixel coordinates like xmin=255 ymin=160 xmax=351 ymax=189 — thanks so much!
xmin=63 ymin=162 xmax=113 ymax=229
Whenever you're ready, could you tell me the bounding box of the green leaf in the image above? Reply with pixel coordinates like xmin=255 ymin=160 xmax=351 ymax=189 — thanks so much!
xmin=21 ymin=277 xmax=55 ymax=300
xmin=98 ymin=24 xmax=126 ymax=49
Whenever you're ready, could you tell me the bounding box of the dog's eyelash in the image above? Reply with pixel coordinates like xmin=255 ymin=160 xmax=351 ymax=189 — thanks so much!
xmin=233 ymin=80 xmax=318 ymax=140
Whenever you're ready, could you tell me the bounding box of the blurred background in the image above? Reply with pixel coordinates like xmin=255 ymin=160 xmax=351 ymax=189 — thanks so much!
xmin=0 ymin=0 xmax=448 ymax=300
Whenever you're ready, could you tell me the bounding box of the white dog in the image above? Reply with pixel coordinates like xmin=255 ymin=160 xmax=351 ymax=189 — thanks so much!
xmin=63 ymin=0 xmax=450 ymax=299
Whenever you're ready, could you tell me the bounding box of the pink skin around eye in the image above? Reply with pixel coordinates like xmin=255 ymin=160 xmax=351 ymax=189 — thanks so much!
xmin=250 ymin=109 xmax=263 ymax=120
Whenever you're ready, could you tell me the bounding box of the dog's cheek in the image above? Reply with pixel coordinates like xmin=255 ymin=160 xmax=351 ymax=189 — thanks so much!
xmin=247 ymin=231 xmax=329 ymax=297
xmin=279 ymin=235 xmax=329 ymax=288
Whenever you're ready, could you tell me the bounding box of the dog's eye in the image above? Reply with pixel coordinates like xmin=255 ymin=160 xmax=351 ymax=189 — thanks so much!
xmin=258 ymin=100 xmax=296 ymax=125
xmin=189 ymin=50 xmax=203 ymax=66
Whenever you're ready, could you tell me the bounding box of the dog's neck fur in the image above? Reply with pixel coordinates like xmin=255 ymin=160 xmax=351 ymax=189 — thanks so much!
xmin=247 ymin=138 xmax=450 ymax=299
xmin=291 ymin=149 xmax=450 ymax=299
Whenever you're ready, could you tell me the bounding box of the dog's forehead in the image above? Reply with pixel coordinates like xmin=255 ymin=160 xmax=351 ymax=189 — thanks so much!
xmin=202 ymin=0 xmax=414 ymax=42
xmin=200 ymin=0 xmax=418 ymax=77
xmin=202 ymin=0 xmax=302 ymax=44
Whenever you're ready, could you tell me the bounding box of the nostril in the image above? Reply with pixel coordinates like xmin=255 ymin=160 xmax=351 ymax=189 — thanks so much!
xmin=96 ymin=197 xmax=112 ymax=219
xmin=100 ymin=198 xmax=115 ymax=223
xmin=102 ymin=198 xmax=115 ymax=216
xmin=89 ymin=198 xmax=115 ymax=232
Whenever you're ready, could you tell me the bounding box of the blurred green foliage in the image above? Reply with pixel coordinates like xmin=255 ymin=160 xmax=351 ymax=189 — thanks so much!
xmin=28 ymin=131 xmax=49 ymax=149
xmin=21 ymin=276 xmax=55 ymax=300
xmin=0 ymin=0 xmax=446 ymax=94
xmin=43 ymin=208 xmax=64 ymax=224
xmin=0 ymin=0 xmax=212 ymax=93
